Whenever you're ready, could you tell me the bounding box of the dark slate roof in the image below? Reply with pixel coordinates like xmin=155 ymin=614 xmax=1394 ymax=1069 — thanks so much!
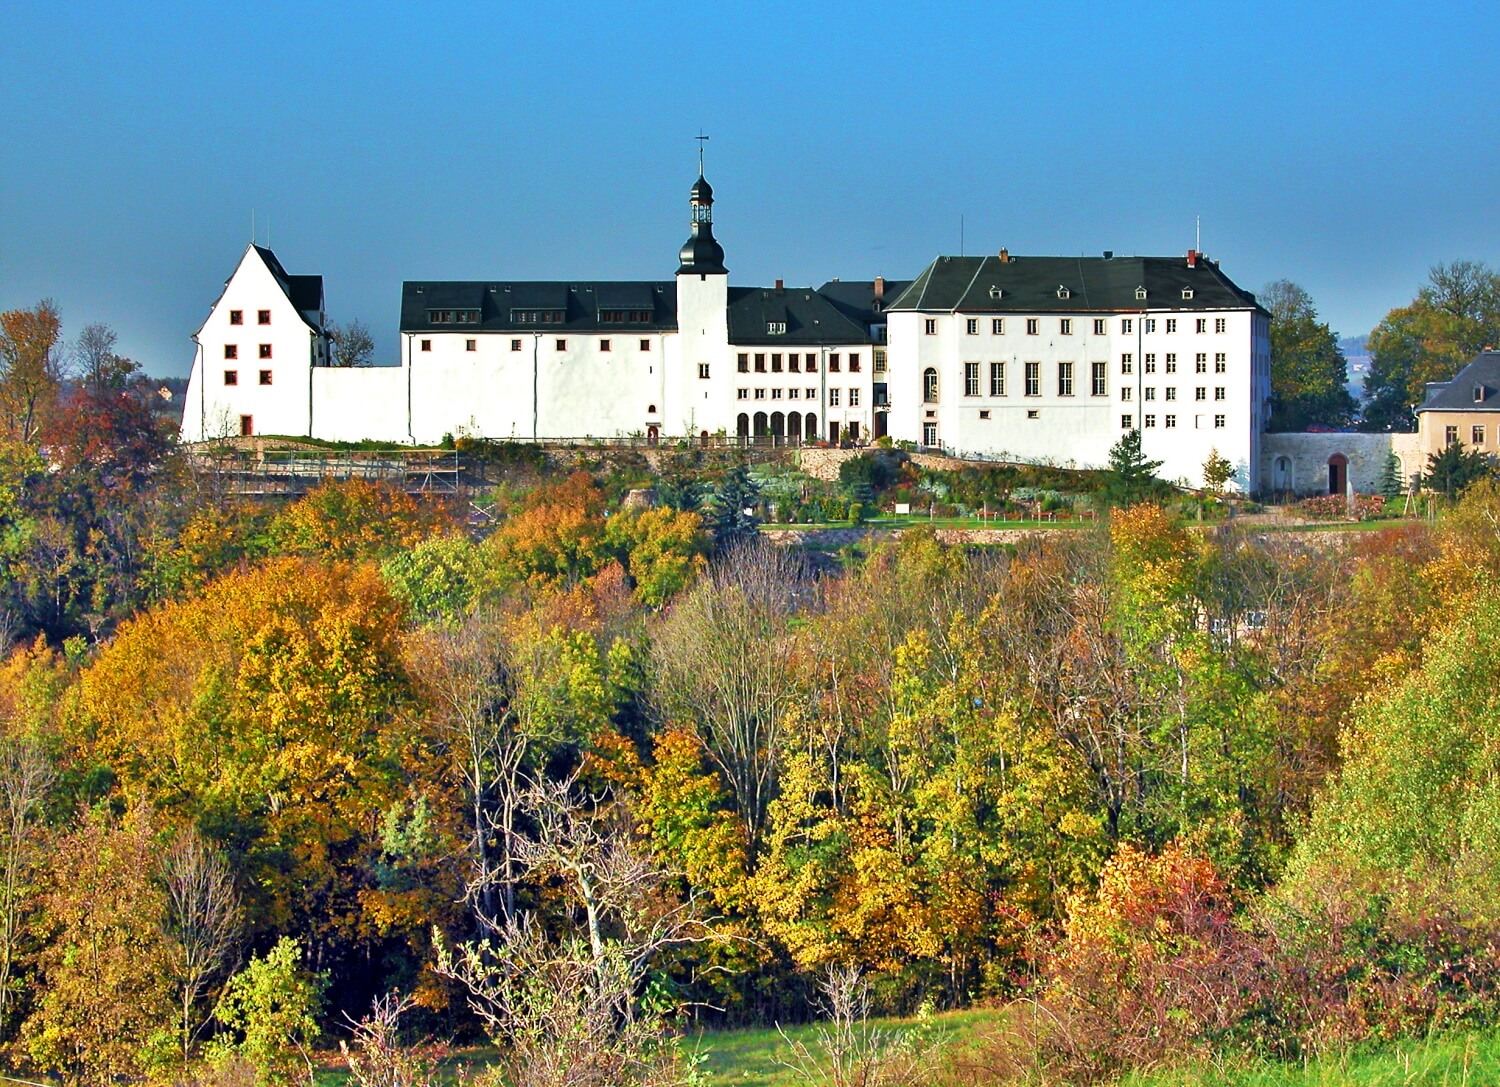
xmin=400 ymin=281 xmax=678 ymax=333
xmin=1416 ymin=351 xmax=1500 ymax=413
xmin=887 ymin=254 xmax=1263 ymax=314
xmin=817 ymin=279 xmax=911 ymax=328
xmin=726 ymin=286 xmax=873 ymax=346
xmin=253 ymin=245 xmax=325 ymax=330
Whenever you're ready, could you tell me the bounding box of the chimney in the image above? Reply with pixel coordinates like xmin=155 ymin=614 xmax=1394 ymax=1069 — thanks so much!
xmin=873 ymin=276 xmax=885 ymax=299
xmin=1187 ymin=249 xmax=1199 ymax=268
xmin=775 ymin=278 xmax=784 ymax=292
xmin=1103 ymin=250 xmax=1113 ymax=260
xmin=999 ymin=248 xmax=1010 ymax=263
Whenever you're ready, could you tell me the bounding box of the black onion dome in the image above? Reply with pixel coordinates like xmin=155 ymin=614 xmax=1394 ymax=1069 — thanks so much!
xmin=690 ymin=174 xmax=714 ymax=204
xmin=677 ymin=230 xmax=727 ymax=275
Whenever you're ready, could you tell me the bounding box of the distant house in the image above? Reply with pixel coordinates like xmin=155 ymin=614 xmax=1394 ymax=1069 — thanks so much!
xmin=1414 ymin=349 xmax=1500 ymax=462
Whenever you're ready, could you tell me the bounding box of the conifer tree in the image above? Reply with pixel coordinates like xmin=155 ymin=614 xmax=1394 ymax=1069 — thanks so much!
xmin=707 ymin=464 xmax=761 ymax=553
xmin=1376 ymin=450 xmax=1405 ymax=499
xmin=1103 ymin=428 xmax=1166 ymax=506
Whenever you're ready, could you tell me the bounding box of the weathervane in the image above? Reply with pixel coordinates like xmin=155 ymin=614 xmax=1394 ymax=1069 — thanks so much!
xmin=695 ymin=130 xmax=709 ymax=175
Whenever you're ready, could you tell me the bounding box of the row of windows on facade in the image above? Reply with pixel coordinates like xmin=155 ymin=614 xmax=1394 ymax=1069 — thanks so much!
xmin=735 ymin=387 xmax=861 ymax=406
xmin=736 ymin=352 xmax=863 ymax=374
xmin=1123 ymin=414 xmax=1227 ymax=430
xmin=227 ymin=310 xmax=272 ymax=326
xmin=417 ymin=338 xmax=657 ymax=353
xmin=223 ymin=344 xmax=274 ymax=359
xmin=1123 ymin=387 xmax=1229 ymax=402
xmin=929 ymin=316 xmax=1232 ymax=337
xmin=1447 ymin=425 xmax=1494 ymax=446
xmin=223 ymin=370 xmax=273 ymax=386
xmin=930 ymin=362 xmax=1111 ymax=400
xmin=1121 ymin=352 xmax=1229 ymax=374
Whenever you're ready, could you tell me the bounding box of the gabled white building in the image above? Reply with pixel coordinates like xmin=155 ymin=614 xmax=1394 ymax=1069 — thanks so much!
xmin=884 ymin=250 xmax=1271 ymax=489
xmin=179 ymin=173 xmax=1269 ymax=491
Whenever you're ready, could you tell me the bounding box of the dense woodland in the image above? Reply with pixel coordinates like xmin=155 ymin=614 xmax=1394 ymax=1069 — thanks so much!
xmin=4 ymin=279 xmax=1500 ymax=1087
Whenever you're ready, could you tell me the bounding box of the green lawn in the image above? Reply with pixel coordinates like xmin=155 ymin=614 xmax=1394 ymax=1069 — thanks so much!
xmin=762 ymin=517 xmax=1094 ymax=531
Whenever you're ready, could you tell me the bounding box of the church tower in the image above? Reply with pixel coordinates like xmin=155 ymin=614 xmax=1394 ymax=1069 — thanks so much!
xmin=674 ymin=162 xmax=729 ymax=433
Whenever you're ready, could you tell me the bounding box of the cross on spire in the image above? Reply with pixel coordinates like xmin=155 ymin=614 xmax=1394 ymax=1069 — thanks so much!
xmin=695 ymin=131 xmax=709 ymax=175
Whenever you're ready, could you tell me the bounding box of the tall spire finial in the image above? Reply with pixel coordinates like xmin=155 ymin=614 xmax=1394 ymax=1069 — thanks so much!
xmin=695 ymin=130 xmax=709 ymax=175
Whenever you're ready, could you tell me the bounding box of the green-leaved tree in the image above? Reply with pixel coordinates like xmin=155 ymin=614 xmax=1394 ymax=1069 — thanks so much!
xmin=1262 ymin=280 xmax=1355 ymax=432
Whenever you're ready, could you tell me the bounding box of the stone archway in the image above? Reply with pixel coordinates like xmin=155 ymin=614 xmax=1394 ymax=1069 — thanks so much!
xmin=1327 ymin=453 xmax=1348 ymax=496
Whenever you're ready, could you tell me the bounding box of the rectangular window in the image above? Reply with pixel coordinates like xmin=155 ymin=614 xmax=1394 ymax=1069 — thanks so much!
xmin=223 ymin=370 xmax=238 ymax=385
xmin=849 ymin=387 xmax=860 ymax=407
xmin=1093 ymin=318 xmax=1106 ymax=335
xmin=873 ymin=349 xmax=886 ymax=373
xmin=992 ymin=318 xmax=1004 ymax=334
xmin=420 ymin=339 xmax=431 ymax=351
xmin=771 ymin=388 xmax=783 ymax=400
xmin=259 ymin=343 xmax=272 ymax=359
xmin=1060 ymin=318 xmax=1073 ymax=335
xmin=737 ymin=388 xmax=748 ymax=399
xmin=639 ymin=339 xmax=650 ymax=351
xmin=830 ymin=388 xmax=841 ymax=406
xmin=1121 ymin=387 xmax=1132 ymax=401
xmin=229 ymin=310 xmax=243 ymax=325
xmin=1215 ymin=353 xmax=1227 ymax=372
xmin=1165 ymin=353 xmax=1177 ymax=373
xmin=259 ymin=370 xmax=272 ymax=385
xmin=1215 ymin=318 xmax=1227 ymax=333
xmin=754 ymin=353 xmax=766 ymax=372
xmin=1122 ymin=414 xmax=1134 ymax=428
xmin=1026 ymin=318 xmax=1039 ymax=335
xmin=1092 ymin=361 xmax=1107 ymax=396
xmin=1195 ymin=353 xmax=1207 ymax=372
xmin=1165 ymin=414 xmax=1177 ymax=428
xmin=1121 ymin=318 xmax=1134 ymax=334
xmin=1058 ymin=361 xmax=1074 ymax=396
xmin=1121 ymin=353 xmax=1134 ymax=374
xmin=1475 ymin=425 xmax=1486 ymax=445
xmin=754 ymin=388 xmax=766 ymax=400
xmin=1145 ymin=318 xmax=1156 ymax=333
xmin=829 ymin=354 xmax=841 ymax=372
xmin=1165 ymin=387 xmax=1177 ymax=401
xmin=1195 ymin=387 xmax=1207 ymax=400
xmin=698 ymin=363 xmax=710 ymax=379
xmin=965 ymin=361 xmax=980 ymax=396
xmin=1196 ymin=318 xmax=1207 ymax=333
xmin=849 ymin=352 xmax=860 ymax=372
xmin=966 ymin=318 xmax=978 ymax=335
xmin=925 ymin=319 xmax=937 ymax=335
xmin=257 ymin=310 xmax=271 ymax=325
xmin=990 ymin=361 xmax=1005 ymax=396
xmin=1027 ymin=409 xmax=1040 ymax=419
xmin=806 ymin=355 xmax=818 ymax=372
xmin=1024 ymin=361 xmax=1040 ymax=396
xmin=556 ymin=339 xmax=567 ymax=351
xmin=1145 ymin=353 xmax=1157 ymax=374
xmin=239 ymin=414 xmax=253 ymax=436
xmin=1215 ymin=387 xmax=1226 ymax=400
xmin=738 ymin=353 xmax=749 ymax=372
xmin=771 ymin=353 xmax=782 ymax=372
xmin=224 ymin=344 xmax=238 ymax=359
xmin=1166 ymin=318 xmax=1177 ymax=333
xmin=1145 ymin=414 xmax=1157 ymax=427
xmin=923 ymin=422 xmax=938 ymax=446
xmin=979 ymin=409 xmax=990 ymax=419
xmin=467 ymin=339 xmax=477 ymax=351
xmin=511 ymin=338 xmax=522 ymax=351
xmin=806 ymin=387 xmax=817 ymax=399
xmin=1214 ymin=414 xmax=1226 ymax=428
xmin=1145 ymin=387 xmax=1156 ymax=401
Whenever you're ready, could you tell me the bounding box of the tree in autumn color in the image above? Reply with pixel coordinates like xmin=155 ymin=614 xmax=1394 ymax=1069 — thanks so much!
xmin=269 ymin=479 xmax=446 ymax=562
xmin=0 ymin=301 xmax=64 ymax=445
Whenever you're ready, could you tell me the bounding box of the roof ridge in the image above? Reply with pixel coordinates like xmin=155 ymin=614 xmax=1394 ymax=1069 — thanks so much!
xmin=956 ymin=256 xmax=989 ymax=313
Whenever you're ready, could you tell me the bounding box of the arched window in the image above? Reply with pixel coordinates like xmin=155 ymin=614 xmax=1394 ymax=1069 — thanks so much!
xmin=788 ymin=411 xmax=803 ymax=440
xmin=753 ymin=411 xmax=769 ymax=437
xmin=647 ymin=404 xmax=658 ymax=414
xmin=923 ymin=367 xmax=939 ymax=403
xmin=736 ymin=413 xmax=750 ymax=437
xmin=770 ymin=411 xmax=785 ymax=438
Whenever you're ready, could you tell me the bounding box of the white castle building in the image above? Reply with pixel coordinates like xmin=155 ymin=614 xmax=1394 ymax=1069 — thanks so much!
xmin=182 ymin=170 xmax=1271 ymax=489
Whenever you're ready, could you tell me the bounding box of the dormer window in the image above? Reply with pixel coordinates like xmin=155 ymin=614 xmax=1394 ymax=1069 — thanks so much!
xmin=1475 ymin=384 xmax=1486 ymax=403
xmin=430 ymin=309 xmax=482 ymax=325
xmin=871 ymin=300 xmax=882 ymax=313
xmin=767 ymin=321 xmax=786 ymax=335
xmin=1181 ymin=287 xmax=1195 ymax=300
xmin=989 ymin=285 xmax=1003 ymax=300
xmin=1056 ymin=286 xmax=1072 ymax=299
xmin=1135 ymin=287 xmax=1148 ymax=300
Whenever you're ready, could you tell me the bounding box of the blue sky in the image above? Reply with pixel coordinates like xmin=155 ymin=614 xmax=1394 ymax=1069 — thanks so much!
xmin=1 ymin=0 xmax=1496 ymax=376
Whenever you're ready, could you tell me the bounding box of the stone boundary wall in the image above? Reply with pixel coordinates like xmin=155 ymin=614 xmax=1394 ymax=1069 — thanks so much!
xmin=1259 ymin=432 xmax=1422 ymax=496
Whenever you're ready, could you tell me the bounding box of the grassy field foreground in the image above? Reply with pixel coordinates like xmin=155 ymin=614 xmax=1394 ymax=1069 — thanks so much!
xmin=689 ymin=1013 xmax=1500 ymax=1087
